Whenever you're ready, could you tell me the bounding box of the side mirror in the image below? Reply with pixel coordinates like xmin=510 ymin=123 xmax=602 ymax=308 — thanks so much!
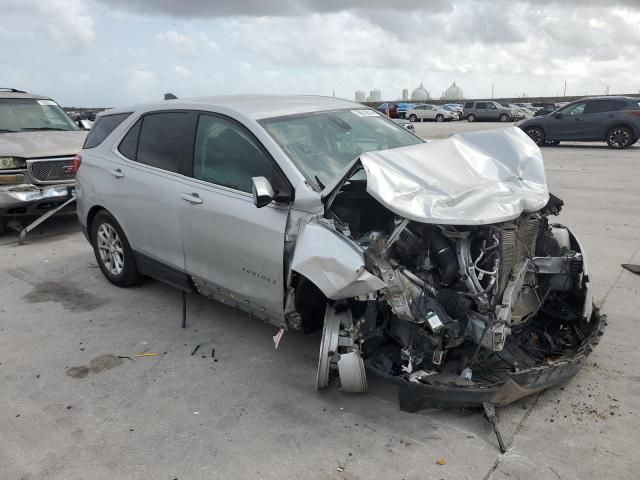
xmin=251 ymin=176 xmax=274 ymax=208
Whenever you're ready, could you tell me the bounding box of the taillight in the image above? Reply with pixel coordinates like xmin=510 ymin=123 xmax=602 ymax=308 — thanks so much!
xmin=70 ymin=154 xmax=82 ymax=174
xmin=630 ymin=110 xmax=640 ymax=118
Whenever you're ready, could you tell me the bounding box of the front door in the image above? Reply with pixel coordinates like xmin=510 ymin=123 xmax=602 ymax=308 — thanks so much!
xmin=546 ymin=102 xmax=587 ymax=140
xmin=179 ymin=112 xmax=292 ymax=320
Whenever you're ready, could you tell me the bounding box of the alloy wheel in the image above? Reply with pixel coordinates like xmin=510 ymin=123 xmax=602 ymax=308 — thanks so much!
xmin=96 ymin=223 xmax=125 ymax=276
xmin=608 ymin=128 xmax=631 ymax=148
xmin=526 ymin=128 xmax=544 ymax=145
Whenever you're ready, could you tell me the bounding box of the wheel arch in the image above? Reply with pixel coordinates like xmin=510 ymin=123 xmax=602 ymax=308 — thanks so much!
xmin=605 ymin=122 xmax=637 ymax=140
xmin=86 ymin=206 xmax=137 ymax=252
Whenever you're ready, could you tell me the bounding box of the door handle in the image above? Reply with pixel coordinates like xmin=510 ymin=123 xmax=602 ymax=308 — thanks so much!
xmin=608 ymin=114 xmax=616 ymax=118
xmin=181 ymin=192 xmax=203 ymax=205
xmin=109 ymin=168 xmax=124 ymax=178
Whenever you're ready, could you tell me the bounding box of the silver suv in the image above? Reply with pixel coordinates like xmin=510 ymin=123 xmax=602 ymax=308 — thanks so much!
xmin=462 ymin=100 xmax=516 ymax=122
xmin=77 ymin=95 xmax=602 ymax=410
xmin=0 ymin=88 xmax=86 ymax=235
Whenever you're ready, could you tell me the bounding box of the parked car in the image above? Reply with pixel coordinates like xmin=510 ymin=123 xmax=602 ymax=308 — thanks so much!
xmin=462 ymin=101 xmax=516 ymax=122
xmin=0 ymin=88 xmax=87 ymax=235
xmin=376 ymin=102 xmax=399 ymax=118
xmin=406 ymin=104 xmax=456 ymax=122
xmin=533 ymin=105 xmax=558 ymax=117
xmin=517 ymin=96 xmax=640 ymax=148
xmin=396 ymin=103 xmax=416 ymax=119
xmin=441 ymin=104 xmax=463 ymax=120
xmin=76 ymin=95 xmax=602 ymax=410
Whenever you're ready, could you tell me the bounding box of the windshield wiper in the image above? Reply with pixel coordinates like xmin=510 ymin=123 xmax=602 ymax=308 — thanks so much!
xmin=21 ymin=127 xmax=69 ymax=132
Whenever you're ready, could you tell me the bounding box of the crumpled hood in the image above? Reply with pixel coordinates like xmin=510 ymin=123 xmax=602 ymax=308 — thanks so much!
xmin=0 ymin=130 xmax=87 ymax=158
xmin=325 ymin=127 xmax=549 ymax=225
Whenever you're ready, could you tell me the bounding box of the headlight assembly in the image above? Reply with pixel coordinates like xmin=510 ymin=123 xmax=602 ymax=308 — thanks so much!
xmin=0 ymin=156 xmax=26 ymax=169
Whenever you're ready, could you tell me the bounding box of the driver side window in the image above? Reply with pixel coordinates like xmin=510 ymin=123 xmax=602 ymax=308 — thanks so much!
xmin=561 ymin=102 xmax=586 ymax=116
xmin=193 ymin=114 xmax=278 ymax=194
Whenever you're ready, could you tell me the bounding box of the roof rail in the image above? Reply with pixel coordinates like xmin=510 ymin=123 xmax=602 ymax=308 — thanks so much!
xmin=0 ymin=88 xmax=28 ymax=93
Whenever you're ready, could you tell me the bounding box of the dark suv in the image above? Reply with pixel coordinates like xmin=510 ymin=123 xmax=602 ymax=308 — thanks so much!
xmin=517 ymin=96 xmax=640 ymax=149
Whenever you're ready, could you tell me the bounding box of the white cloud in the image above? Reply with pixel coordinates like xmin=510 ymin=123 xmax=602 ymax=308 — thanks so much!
xmin=0 ymin=0 xmax=95 ymax=52
xmin=156 ymin=30 xmax=219 ymax=56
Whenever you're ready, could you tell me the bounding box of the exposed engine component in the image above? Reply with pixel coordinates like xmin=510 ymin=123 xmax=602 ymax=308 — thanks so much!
xmin=318 ymin=187 xmax=601 ymax=408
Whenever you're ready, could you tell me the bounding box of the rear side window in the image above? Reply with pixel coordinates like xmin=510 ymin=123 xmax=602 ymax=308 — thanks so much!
xmin=584 ymin=100 xmax=628 ymax=114
xmin=135 ymin=112 xmax=189 ymax=173
xmin=83 ymin=113 xmax=131 ymax=149
xmin=464 ymin=102 xmax=473 ymax=108
xmin=118 ymin=119 xmax=142 ymax=160
xmin=475 ymin=102 xmax=487 ymax=109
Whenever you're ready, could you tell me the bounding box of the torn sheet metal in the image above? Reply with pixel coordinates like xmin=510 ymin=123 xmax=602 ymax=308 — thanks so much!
xmin=325 ymin=127 xmax=549 ymax=225
xmin=290 ymin=220 xmax=387 ymax=299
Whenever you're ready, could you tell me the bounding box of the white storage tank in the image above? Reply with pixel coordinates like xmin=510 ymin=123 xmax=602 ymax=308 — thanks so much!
xmin=369 ymin=89 xmax=381 ymax=102
xmin=355 ymin=90 xmax=366 ymax=103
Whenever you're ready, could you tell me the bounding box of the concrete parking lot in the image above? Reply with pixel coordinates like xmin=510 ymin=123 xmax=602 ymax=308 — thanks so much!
xmin=1 ymin=122 xmax=638 ymax=480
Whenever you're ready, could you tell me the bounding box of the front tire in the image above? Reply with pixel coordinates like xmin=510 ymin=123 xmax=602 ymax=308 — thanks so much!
xmin=499 ymin=113 xmax=510 ymax=122
xmin=467 ymin=114 xmax=476 ymax=122
xmin=91 ymin=210 xmax=143 ymax=287
xmin=525 ymin=127 xmax=545 ymax=146
xmin=408 ymin=114 xmax=418 ymax=122
xmin=436 ymin=114 xmax=444 ymax=122
xmin=0 ymin=217 xmax=6 ymax=236
xmin=606 ymin=126 xmax=634 ymax=149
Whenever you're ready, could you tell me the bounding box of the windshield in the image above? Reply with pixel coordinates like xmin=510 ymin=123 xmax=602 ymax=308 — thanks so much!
xmin=0 ymin=98 xmax=79 ymax=132
xmin=260 ymin=108 xmax=422 ymax=190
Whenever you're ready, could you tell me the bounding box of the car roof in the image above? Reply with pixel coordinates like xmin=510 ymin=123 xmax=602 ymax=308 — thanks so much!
xmin=0 ymin=89 xmax=52 ymax=101
xmin=105 ymin=95 xmax=363 ymax=120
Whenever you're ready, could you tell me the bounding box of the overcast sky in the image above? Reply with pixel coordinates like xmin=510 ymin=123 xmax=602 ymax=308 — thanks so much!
xmin=1 ymin=0 xmax=639 ymax=107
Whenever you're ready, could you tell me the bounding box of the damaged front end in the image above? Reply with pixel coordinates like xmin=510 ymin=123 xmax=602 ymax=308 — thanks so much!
xmin=305 ymin=128 xmax=605 ymax=410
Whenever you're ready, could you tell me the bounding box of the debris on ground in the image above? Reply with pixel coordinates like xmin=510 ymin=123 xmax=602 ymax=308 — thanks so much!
xmin=436 ymin=457 xmax=446 ymax=465
xmin=621 ymin=264 xmax=640 ymax=275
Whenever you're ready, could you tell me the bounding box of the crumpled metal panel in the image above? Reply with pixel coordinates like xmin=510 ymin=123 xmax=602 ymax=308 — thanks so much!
xmin=352 ymin=127 xmax=549 ymax=225
xmin=290 ymin=220 xmax=387 ymax=299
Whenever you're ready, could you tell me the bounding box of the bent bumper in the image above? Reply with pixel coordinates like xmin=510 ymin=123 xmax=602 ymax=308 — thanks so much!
xmin=0 ymin=184 xmax=75 ymax=216
xmin=368 ymin=306 xmax=606 ymax=411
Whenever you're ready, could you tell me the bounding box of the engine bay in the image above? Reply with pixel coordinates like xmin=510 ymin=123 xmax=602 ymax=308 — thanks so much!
xmin=315 ymin=180 xmax=603 ymax=408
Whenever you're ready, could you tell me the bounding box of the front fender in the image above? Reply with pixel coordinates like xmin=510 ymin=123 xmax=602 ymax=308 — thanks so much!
xmin=290 ymin=220 xmax=387 ymax=300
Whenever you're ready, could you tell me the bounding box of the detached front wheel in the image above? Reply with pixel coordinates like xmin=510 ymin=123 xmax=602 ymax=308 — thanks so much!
xmin=91 ymin=210 xmax=143 ymax=287
xmin=525 ymin=127 xmax=545 ymax=146
xmin=606 ymin=126 xmax=634 ymax=149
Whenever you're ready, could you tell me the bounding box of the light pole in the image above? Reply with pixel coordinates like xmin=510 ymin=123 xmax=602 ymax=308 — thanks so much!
xmin=563 ymin=80 xmax=567 ymax=97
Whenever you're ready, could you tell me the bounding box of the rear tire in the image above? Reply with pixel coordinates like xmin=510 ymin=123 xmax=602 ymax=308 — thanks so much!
xmin=91 ymin=210 xmax=143 ymax=287
xmin=408 ymin=114 xmax=418 ymax=122
xmin=525 ymin=127 xmax=545 ymax=146
xmin=606 ymin=126 xmax=634 ymax=149
xmin=436 ymin=114 xmax=444 ymax=122
xmin=499 ymin=113 xmax=510 ymax=122
xmin=467 ymin=114 xmax=476 ymax=122
xmin=0 ymin=217 xmax=6 ymax=236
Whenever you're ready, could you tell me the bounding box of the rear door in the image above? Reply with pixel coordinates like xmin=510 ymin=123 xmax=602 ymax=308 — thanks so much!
xmin=583 ymin=99 xmax=630 ymax=140
xmin=105 ymin=111 xmax=191 ymax=274
xmin=475 ymin=102 xmax=489 ymax=120
xmin=178 ymin=112 xmax=292 ymax=319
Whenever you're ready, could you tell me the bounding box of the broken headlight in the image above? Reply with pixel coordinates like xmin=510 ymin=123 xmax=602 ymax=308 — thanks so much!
xmin=0 ymin=156 xmax=26 ymax=169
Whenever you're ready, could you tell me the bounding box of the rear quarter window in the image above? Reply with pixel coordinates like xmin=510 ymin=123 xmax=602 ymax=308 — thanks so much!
xmin=83 ymin=113 xmax=131 ymax=149
xmin=464 ymin=102 xmax=474 ymax=109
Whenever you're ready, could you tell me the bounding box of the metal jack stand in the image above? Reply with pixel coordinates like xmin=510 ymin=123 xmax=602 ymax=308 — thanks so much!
xmin=483 ymin=402 xmax=507 ymax=453
xmin=18 ymin=193 xmax=76 ymax=245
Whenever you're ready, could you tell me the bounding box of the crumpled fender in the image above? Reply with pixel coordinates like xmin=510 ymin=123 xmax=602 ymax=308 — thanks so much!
xmin=290 ymin=220 xmax=387 ymax=299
